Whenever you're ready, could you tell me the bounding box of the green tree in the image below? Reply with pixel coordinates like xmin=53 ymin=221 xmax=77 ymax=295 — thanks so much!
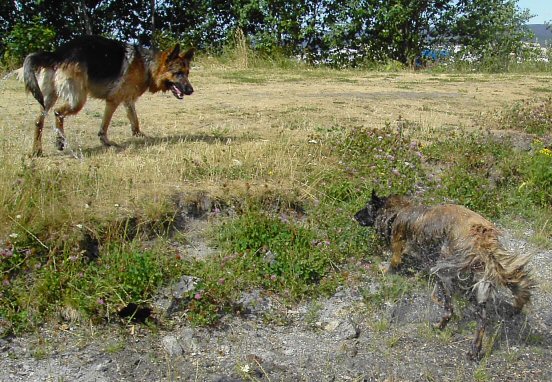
xmin=310 ymin=0 xmax=453 ymax=67
xmin=313 ymin=0 xmax=374 ymax=66
xmin=3 ymin=16 xmax=56 ymax=66
xmin=370 ymin=0 xmax=453 ymax=66
xmin=0 ymin=0 xmax=541 ymax=68
xmin=451 ymin=0 xmax=534 ymax=67
xmin=0 ymin=2 xmax=17 ymax=61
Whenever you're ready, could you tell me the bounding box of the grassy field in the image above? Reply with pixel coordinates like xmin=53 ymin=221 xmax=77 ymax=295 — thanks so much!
xmin=0 ymin=59 xmax=551 ymax=334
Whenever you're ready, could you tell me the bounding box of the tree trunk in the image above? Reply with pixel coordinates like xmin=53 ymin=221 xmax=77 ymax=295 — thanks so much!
xmin=78 ymin=0 xmax=93 ymax=35
xmin=151 ymin=0 xmax=156 ymax=47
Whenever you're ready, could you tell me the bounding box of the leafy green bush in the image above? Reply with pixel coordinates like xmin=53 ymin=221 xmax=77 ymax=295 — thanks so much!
xmin=70 ymin=246 xmax=165 ymax=312
xmin=423 ymin=130 xmax=551 ymax=235
xmin=216 ymin=209 xmax=329 ymax=292
xmin=328 ymin=122 xmax=426 ymax=198
xmin=521 ymin=141 xmax=552 ymax=207
xmin=3 ymin=17 xmax=56 ymax=66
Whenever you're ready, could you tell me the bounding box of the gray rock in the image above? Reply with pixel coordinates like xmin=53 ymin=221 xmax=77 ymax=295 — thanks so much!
xmin=94 ymin=358 xmax=112 ymax=372
xmin=162 ymin=335 xmax=183 ymax=357
xmin=237 ymin=290 xmax=272 ymax=315
xmin=179 ymin=327 xmax=199 ymax=353
xmin=324 ymin=319 xmax=360 ymax=340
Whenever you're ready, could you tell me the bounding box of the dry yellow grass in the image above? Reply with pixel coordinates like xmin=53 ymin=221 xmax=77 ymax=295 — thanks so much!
xmin=0 ymin=65 xmax=550 ymax=238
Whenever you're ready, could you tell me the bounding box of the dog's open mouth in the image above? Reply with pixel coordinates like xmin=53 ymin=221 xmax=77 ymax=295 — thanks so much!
xmin=170 ymin=84 xmax=185 ymax=99
xmin=169 ymin=82 xmax=193 ymax=99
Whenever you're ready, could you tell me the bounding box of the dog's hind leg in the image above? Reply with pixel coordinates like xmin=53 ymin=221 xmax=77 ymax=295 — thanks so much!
xmin=124 ymin=101 xmax=144 ymax=137
xmin=53 ymin=111 xmax=67 ymax=150
xmin=54 ymin=68 xmax=87 ymax=150
xmin=33 ymin=111 xmax=47 ymax=156
xmin=54 ymin=98 xmax=86 ymax=150
xmin=98 ymin=101 xmax=120 ymax=146
xmin=32 ymin=69 xmax=58 ymax=156
xmin=433 ymin=278 xmax=453 ymax=330
xmin=468 ymin=280 xmax=492 ymax=360
xmin=468 ymin=301 xmax=487 ymax=360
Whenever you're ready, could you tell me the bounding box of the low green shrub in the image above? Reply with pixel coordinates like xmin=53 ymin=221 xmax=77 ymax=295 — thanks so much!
xmin=215 ymin=209 xmax=330 ymax=294
xmin=495 ymin=97 xmax=552 ymax=136
xmin=521 ymin=141 xmax=552 ymax=207
xmin=0 ymin=241 xmax=186 ymax=334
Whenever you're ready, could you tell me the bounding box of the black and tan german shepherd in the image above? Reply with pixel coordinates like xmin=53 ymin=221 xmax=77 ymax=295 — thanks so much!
xmin=23 ymin=35 xmax=195 ymax=156
xmin=355 ymin=190 xmax=534 ymax=360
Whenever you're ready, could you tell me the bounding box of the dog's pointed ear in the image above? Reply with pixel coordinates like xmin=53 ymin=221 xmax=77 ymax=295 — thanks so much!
xmin=168 ymin=44 xmax=181 ymax=61
xmin=371 ymin=189 xmax=379 ymax=203
xmin=180 ymin=47 xmax=195 ymax=61
xmin=371 ymin=189 xmax=384 ymax=208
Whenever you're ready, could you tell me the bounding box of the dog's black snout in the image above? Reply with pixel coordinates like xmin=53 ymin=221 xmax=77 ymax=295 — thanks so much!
xmin=184 ymin=85 xmax=194 ymax=95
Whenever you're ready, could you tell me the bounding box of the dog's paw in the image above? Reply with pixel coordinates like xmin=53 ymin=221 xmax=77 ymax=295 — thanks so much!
xmin=98 ymin=133 xmax=118 ymax=147
xmin=467 ymin=350 xmax=482 ymax=362
xmin=56 ymin=137 xmax=66 ymax=151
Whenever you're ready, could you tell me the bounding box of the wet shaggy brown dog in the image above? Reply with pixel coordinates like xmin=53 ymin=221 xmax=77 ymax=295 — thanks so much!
xmin=23 ymin=35 xmax=195 ymax=156
xmin=355 ymin=191 xmax=534 ymax=360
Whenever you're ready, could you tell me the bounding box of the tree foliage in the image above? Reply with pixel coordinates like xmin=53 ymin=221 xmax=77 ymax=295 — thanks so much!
xmin=452 ymin=1 xmax=534 ymax=61
xmin=3 ymin=17 xmax=56 ymax=66
xmin=0 ymin=0 xmax=536 ymax=68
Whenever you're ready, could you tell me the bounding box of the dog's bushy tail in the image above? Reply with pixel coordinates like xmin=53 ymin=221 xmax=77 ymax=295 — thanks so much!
xmin=470 ymin=226 xmax=534 ymax=309
xmin=23 ymin=52 xmax=56 ymax=109
xmin=489 ymin=248 xmax=534 ymax=310
xmin=433 ymin=225 xmax=535 ymax=309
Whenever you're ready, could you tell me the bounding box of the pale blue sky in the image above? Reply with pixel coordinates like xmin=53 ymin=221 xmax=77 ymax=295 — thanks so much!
xmin=518 ymin=0 xmax=552 ymax=24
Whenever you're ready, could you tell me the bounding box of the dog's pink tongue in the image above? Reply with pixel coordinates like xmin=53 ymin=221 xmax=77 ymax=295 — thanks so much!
xmin=172 ymin=85 xmax=183 ymax=98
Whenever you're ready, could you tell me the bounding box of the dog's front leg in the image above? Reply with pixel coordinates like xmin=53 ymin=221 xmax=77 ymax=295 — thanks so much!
xmin=389 ymin=237 xmax=406 ymax=271
xmin=124 ymin=101 xmax=144 ymax=137
xmin=98 ymin=101 xmax=119 ymax=146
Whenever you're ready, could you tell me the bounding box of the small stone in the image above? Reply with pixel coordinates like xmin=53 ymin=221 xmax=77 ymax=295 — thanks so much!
xmin=162 ymin=335 xmax=183 ymax=357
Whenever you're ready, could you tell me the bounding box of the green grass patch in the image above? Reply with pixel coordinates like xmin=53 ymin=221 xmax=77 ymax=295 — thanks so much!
xmin=333 ymin=77 xmax=359 ymax=84
xmin=361 ymin=273 xmax=416 ymax=308
xmin=422 ymin=130 xmax=551 ymax=240
xmin=0 ymin=240 xmax=186 ymax=334
xmin=530 ymin=87 xmax=552 ymax=94
xmin=324 ymin=122 xmax=426 ymax=198
xmin=215 ymin=209 xmax=329 ymax=293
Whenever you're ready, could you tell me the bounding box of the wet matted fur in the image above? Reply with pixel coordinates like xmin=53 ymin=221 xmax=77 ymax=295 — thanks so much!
xmin=22 ymin=35 xmax=195 ymax=156
xmin=355 ymin=190 xmax=535 ymax=360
